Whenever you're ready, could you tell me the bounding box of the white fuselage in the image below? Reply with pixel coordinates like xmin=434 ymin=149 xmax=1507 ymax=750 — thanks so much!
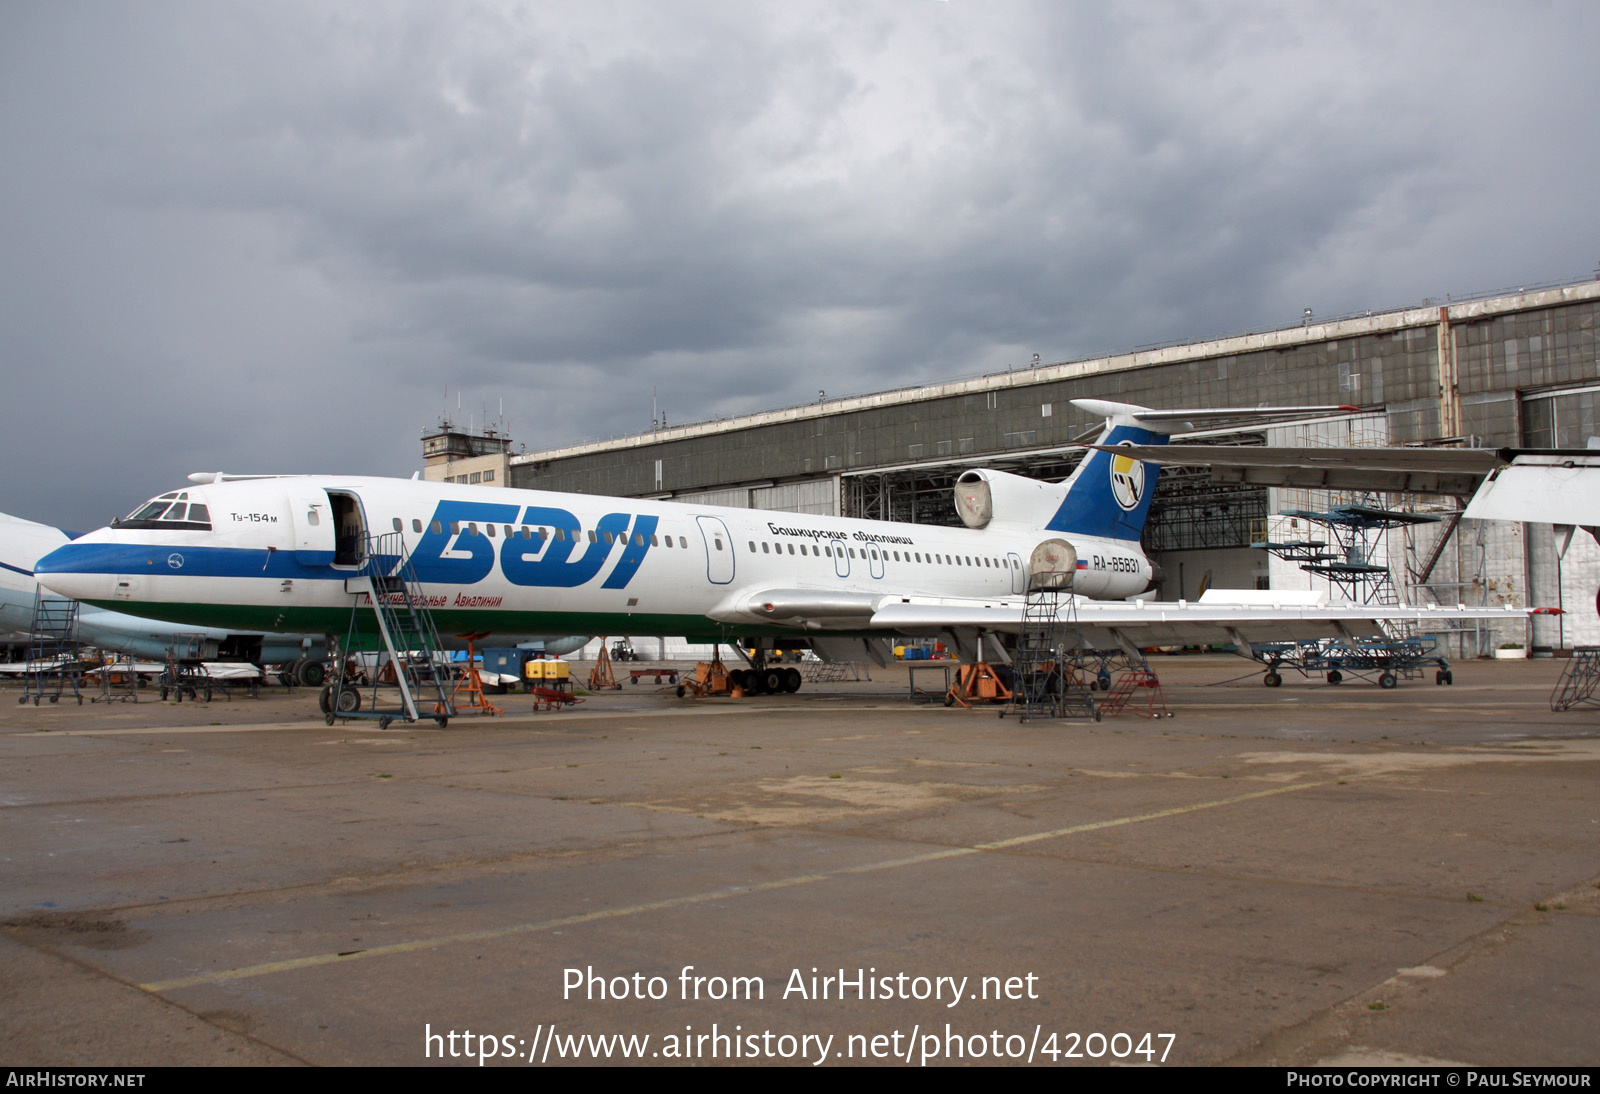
xmin=37 ymin=475 xmax=1156 ymax=642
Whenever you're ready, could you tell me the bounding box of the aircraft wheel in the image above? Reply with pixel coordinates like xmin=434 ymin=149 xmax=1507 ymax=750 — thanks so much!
xmin=761 ymin=669 xmax=785 ymax=694
xmin=296 ymin=660 xmax=326 ymax=688
xmin=1327 ymin=670 xmax=1342 ymax=685
xmin=783 ymin=667 xmax=802 ymax=693
xmin=1379 ymin=672 xmax=1398 ymax=689
xmin=1097 ymin=673 xmax=1112 ymax=691
xmin=1263 ymin=672 xmax=1282 ymax=688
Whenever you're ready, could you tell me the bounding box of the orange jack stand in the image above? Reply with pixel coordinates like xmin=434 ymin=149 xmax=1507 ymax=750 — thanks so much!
xmin=446 ymin=639 xmax=503 ymax=717
xmin=676 ymin=650 xmax=734 ymax=698
xmin=588 ymin=638 xmax=621 ymax=690
xmin=944 ymin=662 xmax=1014 ymax=708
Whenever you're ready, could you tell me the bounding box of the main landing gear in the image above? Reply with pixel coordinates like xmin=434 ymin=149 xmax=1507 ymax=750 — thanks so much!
xmin=728 ymin=665 xmax=803 ymax=695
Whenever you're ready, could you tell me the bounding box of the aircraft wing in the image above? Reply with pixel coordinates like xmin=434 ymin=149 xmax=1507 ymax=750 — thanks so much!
xmin=710 ymin=587 xmax=1527 ymax=648
xmin=1092 ymin=444 xmax=1501 ymax=496
xmin=1101 ymin=443 xmax=1600 ymax=545
xmin=868 ymin=596 xmax=1526 ymax=648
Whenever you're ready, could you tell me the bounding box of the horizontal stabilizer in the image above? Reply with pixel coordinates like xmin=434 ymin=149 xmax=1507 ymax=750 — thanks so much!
xmin=1071 ymin=400 xmax=1361 ymax=436
xmin=1088 ymin=444 xmax=1500 ymax=496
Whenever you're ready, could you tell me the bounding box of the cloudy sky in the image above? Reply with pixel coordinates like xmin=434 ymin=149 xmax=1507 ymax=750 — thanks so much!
xmin=3 ymin=1 xmax=1597 ymax=528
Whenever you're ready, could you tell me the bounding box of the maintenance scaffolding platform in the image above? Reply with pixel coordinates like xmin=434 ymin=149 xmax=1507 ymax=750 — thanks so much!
xmin=1255 ymin=504 xmax=1440 ymax=606
xmin=1249 ymin=633 xmax=1454 ymax=689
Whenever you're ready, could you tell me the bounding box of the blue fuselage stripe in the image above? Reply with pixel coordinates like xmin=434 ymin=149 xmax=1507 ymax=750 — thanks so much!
xmin=36 ymin=543 xmax=349 ymax=581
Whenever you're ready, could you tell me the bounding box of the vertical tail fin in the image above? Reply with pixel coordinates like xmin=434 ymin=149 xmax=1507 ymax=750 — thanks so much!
xmin=1045 ymin=401 xmax=1170 ymax=542
xmin=1042 ymin=398 xmax=1363 ymax=541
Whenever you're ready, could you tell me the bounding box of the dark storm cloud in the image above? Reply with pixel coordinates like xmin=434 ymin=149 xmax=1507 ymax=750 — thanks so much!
xmin=1 ymin=1 xmax=1596 ymax=527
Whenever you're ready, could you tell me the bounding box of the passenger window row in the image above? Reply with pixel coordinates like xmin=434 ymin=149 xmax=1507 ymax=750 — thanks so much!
xmin=743 ymin=540 xmax=1020 ymax=570
xmin=371 ymin=516 xmax=1021 ymax=573
xmin=386 ymin=516 xmax=688 ymax=550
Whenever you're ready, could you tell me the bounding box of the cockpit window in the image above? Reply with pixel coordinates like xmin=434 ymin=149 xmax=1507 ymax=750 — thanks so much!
xmin=131 ymin=501 xmax=171 ymax=521
xmin=115 ymin=494 xmax=213 ymax=531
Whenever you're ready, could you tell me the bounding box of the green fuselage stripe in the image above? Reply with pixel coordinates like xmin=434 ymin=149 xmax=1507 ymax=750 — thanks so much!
xmin=77 ymin=600 xmax=834 ymax=643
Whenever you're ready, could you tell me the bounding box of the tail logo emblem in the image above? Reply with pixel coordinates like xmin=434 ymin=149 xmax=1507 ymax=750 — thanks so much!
xmin=1109 ymin=443 xmax=1144 ymax=512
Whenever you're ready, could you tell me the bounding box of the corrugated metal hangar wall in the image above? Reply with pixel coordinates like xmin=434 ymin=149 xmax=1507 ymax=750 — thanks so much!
xmin=509 ymin=280 xmax=1600 ymax=654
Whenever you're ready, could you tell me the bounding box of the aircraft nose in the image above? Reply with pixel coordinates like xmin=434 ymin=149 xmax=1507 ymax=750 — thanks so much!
xmin=34 ymin=540 xmax=113 ymax=602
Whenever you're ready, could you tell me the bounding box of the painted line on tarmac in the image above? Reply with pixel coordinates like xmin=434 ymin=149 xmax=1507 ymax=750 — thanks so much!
xmin=11 ymin=723 xmax=334 ymax=736
xmin=140 ymin=779 xmax=1331 ymax=993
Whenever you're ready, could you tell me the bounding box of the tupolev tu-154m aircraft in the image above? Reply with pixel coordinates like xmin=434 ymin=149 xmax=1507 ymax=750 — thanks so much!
xmin=34 ymin=400 xmax=1528 ymax=691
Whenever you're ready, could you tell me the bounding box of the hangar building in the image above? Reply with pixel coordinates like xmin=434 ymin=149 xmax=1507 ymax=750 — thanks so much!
xmin=428 ymin=279 xmax=1600 ymax=655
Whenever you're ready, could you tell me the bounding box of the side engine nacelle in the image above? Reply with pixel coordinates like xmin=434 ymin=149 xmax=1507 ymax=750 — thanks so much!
xmin=953 ymin=469 xmax=1069 ymax=530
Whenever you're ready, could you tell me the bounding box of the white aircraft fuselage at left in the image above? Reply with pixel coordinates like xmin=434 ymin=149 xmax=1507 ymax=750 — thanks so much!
xmin=36 ymin=403 xmax=1173 ymax=645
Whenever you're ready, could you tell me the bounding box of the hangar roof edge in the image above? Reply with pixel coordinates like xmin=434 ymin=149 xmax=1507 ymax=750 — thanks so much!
xmin=514 ymin=280 xmax=1600 ymax=466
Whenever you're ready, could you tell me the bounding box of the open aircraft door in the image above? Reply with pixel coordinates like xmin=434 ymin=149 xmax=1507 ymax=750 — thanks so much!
xmin=286 ymin=485 xmax=337 ymax=565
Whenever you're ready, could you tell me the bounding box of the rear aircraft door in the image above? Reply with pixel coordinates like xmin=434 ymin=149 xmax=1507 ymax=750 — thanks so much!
xmin=1008 ymin=552 xmax=1025 ymax=594
xmin=831 ymin=537 xmax=849 ymax=578
xmin=696 ymin=516 xmax=734 ymax=584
